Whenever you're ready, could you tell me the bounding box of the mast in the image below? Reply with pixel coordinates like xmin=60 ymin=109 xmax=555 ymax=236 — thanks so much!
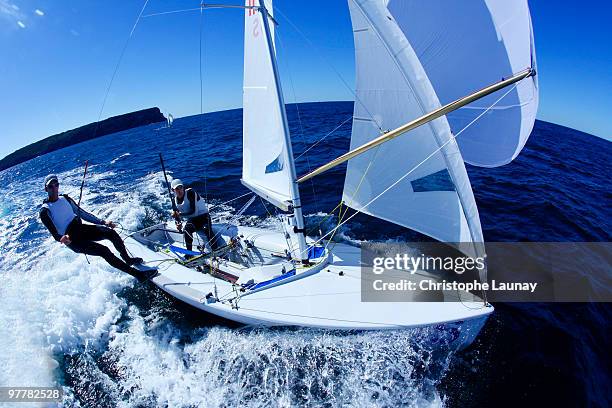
xmin=258 ymin=2 xmax=309 ymax=263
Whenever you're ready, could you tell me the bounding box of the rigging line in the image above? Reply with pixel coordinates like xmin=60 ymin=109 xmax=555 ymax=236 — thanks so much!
xmin=344 ymin=141 xmax=383 ymax=205
xmin=258 ymin=197 xmax=296 ymax=253
xmin=142 ymin=7 xmax=202 ymax=18
xmin=295 ymin=116 xmax=353 ymax=160
xmin=272 ymin=6 xmax=383 ymax=133
xmin=76 ymin=160 xmax=89 ymax=209
xmin=305 ymin=132 xmax=373 ymax=249
xmin=115 ymin=222 xmax=135 ymax=233
xmin=213 ymin=192 xmax=254 ymax=209
xmin=93 ymin=0 xmax=150 ymax=140
xmin=457 ymin=100 xmax=534 ymax=110
xmin=305 ymin=200 xmax=343 ymax=236
xmin=199 ymin=6 xmax=209 ymax=201
xmin=76 ymin=160 xmax=90 ymax=265
xmin=323 ymin=199 xmax=355 ymax=254
xmin=209 ymin=192 xmax=255 ymax=217
xmin=275 ymin=29 xmax=320 ymax=214
xmin=208 ymin=195 xmax=257 ymax=244
xmin=457 ymin=287 xmax=488 ymax=310
xmin=273 ymin=204 xmax=295 ymax=255
xmin=299 ymin=83 xmax=519 ymax=258
xmin=321 ymin=138 xmax=385 ymax=252
xmin=142 ymin=258 xmax=177 ymax=264
xmin=259 ymin=196 xmax=273 ymax=219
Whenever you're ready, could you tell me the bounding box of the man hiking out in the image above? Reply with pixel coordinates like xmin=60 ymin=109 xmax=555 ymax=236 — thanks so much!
xmin=39 ymin=174 xmax=156 ymax=282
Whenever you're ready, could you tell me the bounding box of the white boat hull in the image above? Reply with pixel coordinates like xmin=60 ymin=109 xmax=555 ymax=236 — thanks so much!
xmin=123 ymin=222 xmax=492 ymax=348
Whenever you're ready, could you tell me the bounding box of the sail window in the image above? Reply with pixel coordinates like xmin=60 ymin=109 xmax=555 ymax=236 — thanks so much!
xmin=265 ymin=154 xmax=284 ymax=174
xmin=410 ymin=169 xmax=456 ymax=192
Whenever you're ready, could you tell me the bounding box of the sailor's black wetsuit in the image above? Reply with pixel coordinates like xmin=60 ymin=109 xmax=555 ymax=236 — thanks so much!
xmin=40 ymin=194 xmax=141 ymax=278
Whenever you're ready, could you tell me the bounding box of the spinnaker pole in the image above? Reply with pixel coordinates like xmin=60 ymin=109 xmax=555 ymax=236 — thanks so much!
xmin=297 ymin=68 xmax=535 ymax=183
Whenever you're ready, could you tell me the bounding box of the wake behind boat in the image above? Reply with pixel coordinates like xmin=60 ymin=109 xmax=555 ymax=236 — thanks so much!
xmin=121 ymin=0 xmax=538 ymax=348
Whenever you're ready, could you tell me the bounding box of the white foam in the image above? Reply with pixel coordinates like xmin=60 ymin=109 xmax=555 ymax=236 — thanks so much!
xmin=0 ymin=161 xmax=450 ymax=407
xmin=110 ymin=153 xmax=131 ymax=164
xmin=104 ymin=311 xmax=445 ymax=407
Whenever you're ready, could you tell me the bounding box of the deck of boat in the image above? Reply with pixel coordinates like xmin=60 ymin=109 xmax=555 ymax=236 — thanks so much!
xmin=124 ymin=227 xmax=492 ymax=341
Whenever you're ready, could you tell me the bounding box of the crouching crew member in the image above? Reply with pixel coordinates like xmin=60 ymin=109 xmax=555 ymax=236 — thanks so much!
xmin=171 ymin=179 xmax=219 ymax=252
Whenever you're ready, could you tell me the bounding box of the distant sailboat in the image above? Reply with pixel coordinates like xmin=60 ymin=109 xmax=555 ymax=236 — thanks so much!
xmin=154 ymin=113 xmax=175 ymax=131
xmin=124 ymin=0 xmax=538 ymax=347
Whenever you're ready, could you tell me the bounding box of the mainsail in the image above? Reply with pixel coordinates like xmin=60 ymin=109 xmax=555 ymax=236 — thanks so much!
xmin=241 ymin=0 xmax=294 ymax=211
xmin=241 ymin=0 xmax=309 ymax=261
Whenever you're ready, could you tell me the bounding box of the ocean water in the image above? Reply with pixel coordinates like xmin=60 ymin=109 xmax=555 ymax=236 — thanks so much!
xmin=0 ymin=101 xmax=609 ymax=407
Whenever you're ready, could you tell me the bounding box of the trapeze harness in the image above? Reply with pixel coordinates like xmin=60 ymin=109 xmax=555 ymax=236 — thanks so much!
xmin=176 ymin=188 xmax=209 ymax=218
xmin=175 ymin=188 xmax=217 ymax=251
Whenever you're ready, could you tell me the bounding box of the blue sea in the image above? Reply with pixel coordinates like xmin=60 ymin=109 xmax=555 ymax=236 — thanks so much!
xmin=0 ymin=101 xmax=610 ymax=407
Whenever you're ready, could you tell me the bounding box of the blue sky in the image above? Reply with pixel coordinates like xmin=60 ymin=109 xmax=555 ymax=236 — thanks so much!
xmin=0 ymin=0 xmax=610 ymax=159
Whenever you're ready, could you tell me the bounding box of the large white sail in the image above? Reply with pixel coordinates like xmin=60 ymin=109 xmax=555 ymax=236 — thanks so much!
xmin=343 ymin=0 xmax=484 ymax=247
xmin=388 ymin=0 xmax=538 ymax=167
xmin=242 ymin=0 xmax=293 ymax=210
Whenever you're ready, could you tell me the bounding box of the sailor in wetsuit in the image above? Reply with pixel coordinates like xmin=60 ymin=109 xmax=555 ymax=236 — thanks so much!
xmin=170 ymin=179 xmax=219 ymax=252
xmin=39 ymin=174 xmax=156 ymax=281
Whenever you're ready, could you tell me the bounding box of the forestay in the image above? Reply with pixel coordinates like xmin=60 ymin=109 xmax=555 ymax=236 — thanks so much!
xmin=343 ymin=0 xmax=484 ymax=247
xmin=388 ymin=0 xmax=538 ymax=167
xmin=241 ymin=0 xmax=293 ymax=210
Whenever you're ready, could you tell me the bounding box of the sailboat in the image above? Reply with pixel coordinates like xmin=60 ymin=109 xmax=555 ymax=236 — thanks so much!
xmin=154 ymin=112 xmax=174 ymax=131
xmin=124 ymin=0 xmax=538 ymax=347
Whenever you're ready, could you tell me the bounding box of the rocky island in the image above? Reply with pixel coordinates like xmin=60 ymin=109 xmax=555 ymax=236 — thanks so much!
xmin=0 ymin=107 xmax=166 ymax=171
